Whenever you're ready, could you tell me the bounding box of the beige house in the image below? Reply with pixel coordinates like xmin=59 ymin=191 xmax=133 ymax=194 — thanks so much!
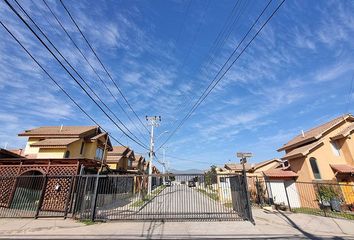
xmin=218 ymin=158 xmax=283 ymax=177
xmin=278 ymin=114 xmax=354 ymax=184
xmin=18 ymin=126 xmax=112 ymax=161
xmin=106 ymin=146 xmax=135 ymax=172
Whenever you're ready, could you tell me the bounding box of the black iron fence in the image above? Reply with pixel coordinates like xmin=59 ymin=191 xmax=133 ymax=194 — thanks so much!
xmin=246 ymin=177 xmax=354 ymax=221
xmin=0 ymin=173 xmax=254 ymax=222
xmin=73 ymin=174 xmax=253 ymax=222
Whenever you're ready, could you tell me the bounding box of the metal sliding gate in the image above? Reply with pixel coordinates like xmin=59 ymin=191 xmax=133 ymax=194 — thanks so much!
xmin=73 ymin=173 xmax=254 ymax=222
xmin=0 ymin=173 xmax=254 ymax=222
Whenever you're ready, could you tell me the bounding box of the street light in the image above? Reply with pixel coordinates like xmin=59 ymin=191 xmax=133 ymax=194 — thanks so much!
xmin=156 ymin=130 xmax=169 ymax=140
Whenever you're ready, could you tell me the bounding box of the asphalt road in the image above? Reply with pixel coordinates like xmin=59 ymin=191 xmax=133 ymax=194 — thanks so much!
xmin=138 ymin=184 xmax=241 ymax=220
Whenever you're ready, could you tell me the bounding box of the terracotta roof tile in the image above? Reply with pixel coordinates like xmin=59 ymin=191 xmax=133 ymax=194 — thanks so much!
xmin=281 ymin=141 xmax=323 ymax=160
xmin=278 ymin=114 xmax=353 ymax=151
xmin=30 ymin=138 xmax=80 ymax=147
xmin=224 ymin=163 xmax=251 ymax=171
xmin=331 ymin=123 xmax=354 ymax=140
xmin=19 ymin=126 xmax=98 ymax=137
xmin=253 ymin=158 xmax=281 ymax=170
xmin=330 ymin=164 xmax=354 ymax=174
xmin=109 ymin=146 xmax=129 ymax=155
xmin=263 ymin=169 xmax=298 ymax=178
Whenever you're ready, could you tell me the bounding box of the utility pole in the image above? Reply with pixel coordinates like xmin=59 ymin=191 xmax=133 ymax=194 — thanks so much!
xmin=146 ymin=116 xmax=161 ymax=193
xmin=162 ymin=147 xmax=167 ymax=185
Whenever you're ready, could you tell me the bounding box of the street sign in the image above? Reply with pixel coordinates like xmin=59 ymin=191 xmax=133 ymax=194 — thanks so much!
xmin=236 ymin=152 xmax=252 ymax=158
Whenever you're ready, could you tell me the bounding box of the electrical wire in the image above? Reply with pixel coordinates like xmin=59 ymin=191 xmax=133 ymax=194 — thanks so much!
xmin=4 ymin=0 xmax=149 ymax=150
xmin=59 ymin=0 xmax=150 ymax=134
xmin=158 ymin=0 xmax=285 ymax=151
xmin=40 ymin=0 xmax=149 ymax=143
xmin=0 ymin=20 xmax=124 ymax=146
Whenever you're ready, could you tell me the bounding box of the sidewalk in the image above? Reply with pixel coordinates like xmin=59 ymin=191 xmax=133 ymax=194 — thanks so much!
xmin=0 ymin=209 xmax=353 ymax=239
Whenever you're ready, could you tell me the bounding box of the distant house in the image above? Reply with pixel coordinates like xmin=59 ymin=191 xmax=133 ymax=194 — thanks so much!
xmin=106 ymin=146 xmax=135 ymax=172
xmin=277 ymin=114 xmax=354 ymax=183
xmin=130 ymin=154 xmax=145 ymax=174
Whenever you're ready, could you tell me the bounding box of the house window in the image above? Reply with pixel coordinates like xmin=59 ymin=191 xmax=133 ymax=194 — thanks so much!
xmin=95 ymin=148 xmax=104 ymax=160
xmin=330 ymin=141 xmax=340 ymax=156
xmin=309 ymin=157 xmax=321 ymax=179
xmin=128 ymin=159 xmax=132 ymax=168
xmin=80 ymin=142 xmax=85 ymax=155
xmin=64 ymin=151 xmax=70 ymax=158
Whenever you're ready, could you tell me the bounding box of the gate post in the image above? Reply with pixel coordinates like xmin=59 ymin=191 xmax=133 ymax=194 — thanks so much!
xmin=64 ymin=176 xmax=75 ymax=219
xmin=90 ymin=175 xmax=100 ymax=221
xmin=242 ymin=160 xmax=255 ymax=224
xmin=35 ymin=175 xmax=48 ymax=219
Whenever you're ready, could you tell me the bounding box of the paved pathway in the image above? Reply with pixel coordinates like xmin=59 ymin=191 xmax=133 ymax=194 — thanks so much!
xmin=0 ymin=209 xmax=353 ymax=239
xmin=138 ymin=185 xmax=240 ymax=220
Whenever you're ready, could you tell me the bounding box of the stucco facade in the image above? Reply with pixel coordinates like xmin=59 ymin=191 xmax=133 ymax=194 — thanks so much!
xmin=280 ymin=115 xmax=354 ymax=183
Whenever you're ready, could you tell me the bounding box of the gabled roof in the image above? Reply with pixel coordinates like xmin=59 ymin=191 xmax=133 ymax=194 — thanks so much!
xmin=224 ymin=163 xmax=252 ymax=172
xmin=278 ymin=114 xmax=354 ymax=152
xmin=134 ymin=154 xmax=142 ymax=161
xmin=263 ymin=169 xmax=298 ymax=178
xmin=331 ymin=123 xmax=354 ymax=140
xmin=30 ymin=138 xmax=80 ymax=148
xmin=330 ymin=164 xmax=354 ymax=174
xmin=0 ymin=148 xmax=23 ymax=158
xmin=281 ymin=141 xmax=323 ymax=160
xmin=253 ymin=158 xmax=281 ymax=171
xmin=19 ymin=126 xmax=98 ymax=137
xmin=108 ymin=146 xmax=129 ymax=156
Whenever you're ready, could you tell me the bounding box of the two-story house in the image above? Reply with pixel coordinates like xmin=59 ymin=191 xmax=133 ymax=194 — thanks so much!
xmin=18 ymin=126 xmax=112 ymax=161
xmin=0 ymin=125 xmax=112 ymax=212
xmin=106 ymin=146 xmax=135 ymax=172
xmin=278 ymin=114 xmax=354 ymax=183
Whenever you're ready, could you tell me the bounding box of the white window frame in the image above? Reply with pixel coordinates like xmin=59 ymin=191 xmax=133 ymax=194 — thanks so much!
xmin=330 ymin=141 xmax=340 ymax=157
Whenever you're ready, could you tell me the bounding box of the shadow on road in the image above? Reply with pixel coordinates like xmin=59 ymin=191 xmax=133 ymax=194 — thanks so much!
xmin=275 ymin=210 xmax=347 ymax=240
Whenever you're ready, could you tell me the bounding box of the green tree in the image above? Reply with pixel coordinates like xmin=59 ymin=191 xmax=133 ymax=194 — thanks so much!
xmin=205 ymin=165 xmax=217 ymax=186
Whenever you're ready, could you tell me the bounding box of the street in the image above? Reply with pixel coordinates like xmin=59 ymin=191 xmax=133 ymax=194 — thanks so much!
xmin=138 ymin=184 xmax=241 ymax=220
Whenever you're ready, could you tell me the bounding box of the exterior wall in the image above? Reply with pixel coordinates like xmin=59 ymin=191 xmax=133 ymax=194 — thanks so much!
xmin=288 ymin=121 xmax=354 ymax=182
xmin=66 ymin=140 xmax=83 ymax=158
xmin=23 ymin=137 xmax=107 ymax=161
xmin=289 ymin=157 xmax=312 ymax=182
xmin=107 ymin=163 xmax=117 ymax=170
xmin=37 ymin=148 xmax=66 ymax=159
xmin=23 ymin=137 xmax=41 ymax=155
xmin=340 ymin=136 xmax=354 ymax=165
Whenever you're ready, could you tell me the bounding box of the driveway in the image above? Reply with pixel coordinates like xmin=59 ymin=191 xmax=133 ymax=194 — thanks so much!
xmin=138 ymin=184 xmax=241 ymax=220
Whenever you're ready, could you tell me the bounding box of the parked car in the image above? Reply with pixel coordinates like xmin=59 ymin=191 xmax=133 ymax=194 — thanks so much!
xmin=188 ymin=181 xmax=196 ymax=187
xmin=165 ymin=180 xmax=171 ymax=187
xmin=181 ymin=181 xmax=186 ymax=185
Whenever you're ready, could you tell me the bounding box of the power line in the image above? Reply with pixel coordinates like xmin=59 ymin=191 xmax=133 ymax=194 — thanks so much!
xmin=40 ymin=0 xmax=149 ymax=143
xmin=4 ymin=0 xmax=149 ymax=150
xmin=156 ymin=152 xmax=216 ymax=165
xmin=158 ymin=0 xmax=285 ymax=151
xmin=59 ymin=0 xmax=150 ymax=135
xmin=12 ymin=0 xmax=147 ymax=148
xmin=0 ymin=20 xmax=124 ymax=146
xmin=165 ymin=0 xmax=248 ymax=131
xmin=345 ymin=73 xmax=354 ymax=114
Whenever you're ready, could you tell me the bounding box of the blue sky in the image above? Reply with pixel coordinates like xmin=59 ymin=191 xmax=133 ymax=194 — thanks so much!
xmin=1 ymin=0 xmax=354 ymax=170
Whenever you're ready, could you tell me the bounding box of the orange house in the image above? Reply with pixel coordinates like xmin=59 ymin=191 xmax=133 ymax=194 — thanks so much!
xmin=278 ymin=114 xmax=354 ymax=206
